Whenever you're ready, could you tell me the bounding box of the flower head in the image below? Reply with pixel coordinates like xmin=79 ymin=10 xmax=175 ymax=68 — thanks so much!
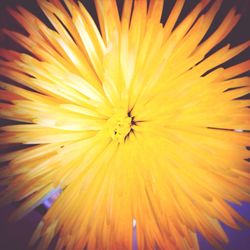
xmin=0 ymin=0 xmax=249 ymax=249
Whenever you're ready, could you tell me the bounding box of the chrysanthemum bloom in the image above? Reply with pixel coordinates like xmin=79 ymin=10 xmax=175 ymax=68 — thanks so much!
xmin=0 ymin=0 xmax=249 ymax=249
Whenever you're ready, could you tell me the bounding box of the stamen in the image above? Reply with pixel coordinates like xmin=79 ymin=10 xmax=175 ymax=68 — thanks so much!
xmin=105 ymin=109 xmax=132 ymax=143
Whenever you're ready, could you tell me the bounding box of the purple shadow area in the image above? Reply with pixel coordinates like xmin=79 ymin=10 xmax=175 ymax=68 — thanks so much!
xmin=198 ymin=201 xmax=250 ymax=250
xmin=0 ymin=205 xmax=42 ymax=250
xmin=42 ymin=187 xmax=62 ymax=209
xmin=132 ymin=219 xmax=138 ymax=250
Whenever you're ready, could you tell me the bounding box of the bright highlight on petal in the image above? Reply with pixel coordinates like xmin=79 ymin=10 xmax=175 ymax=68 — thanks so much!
xmin=0 ymin=0 xmax=249 ymax=250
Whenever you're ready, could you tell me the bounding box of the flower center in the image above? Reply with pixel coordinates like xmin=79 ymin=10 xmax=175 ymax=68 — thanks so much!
xmin=106 ymin=110 xmax=132 ymax=143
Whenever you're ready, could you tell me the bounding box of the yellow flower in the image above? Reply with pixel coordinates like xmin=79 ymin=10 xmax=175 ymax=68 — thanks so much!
xmin=0 ymin=0 xmax=249 ymax=249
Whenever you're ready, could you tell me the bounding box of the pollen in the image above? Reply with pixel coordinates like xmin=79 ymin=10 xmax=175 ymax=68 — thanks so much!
xmin=105 ymin=109 xmax=132 ymax=143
